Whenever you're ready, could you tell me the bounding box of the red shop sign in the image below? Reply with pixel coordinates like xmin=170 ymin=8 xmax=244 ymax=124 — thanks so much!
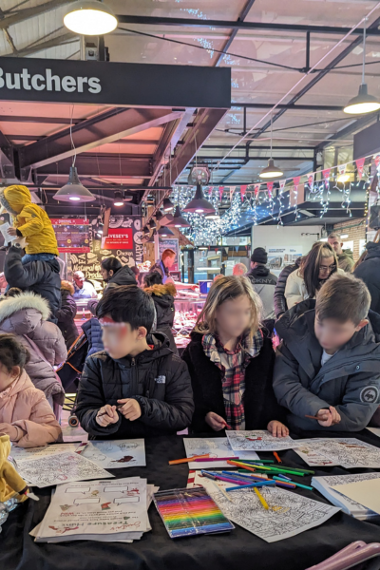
xmin=51 ymin=218 xmax=89 ymax=225
xmin=103 ymin=228 xmax=133 ymax=250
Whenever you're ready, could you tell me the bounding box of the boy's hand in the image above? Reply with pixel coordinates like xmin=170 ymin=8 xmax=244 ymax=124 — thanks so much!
xmin=316 ymin=406 xmax=341 ymax=427
xmin=95 ymin=405 xmax=119 ymax=427
xmin=7 ymin=227 xmax=17 ymax=236
xmin=117 ymin=399 xmax=142 ymax=421
xmin=205 ymin=412 xmax=227 ymax=431
xmin=267 ymin=421 xmax=290 ymax=438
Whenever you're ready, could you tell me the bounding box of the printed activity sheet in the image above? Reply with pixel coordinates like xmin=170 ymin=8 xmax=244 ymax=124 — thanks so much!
xmin=184 ymin=438 xmax=259 ymax=469
xmin=32 ymin=478 xmax=148 ymax=542
xmin=80 ymin=440 xmax=146 ymax=469
xmin=293 ymin=439 xmax=380 ymax=468
xmin=15 ymin=451 xmax=113 ymax=488
xmin=331 ymin=479 xmax=380 ymax=517
xmin=193 ymin=472 xmax=339 ymax=543
xmin=226 ymin=430 xmax=297 ymax=452
xmin=10 ymin=444 xmax=78 ymax=461
xmin=312 ymin=473 xmax=380 ymax=519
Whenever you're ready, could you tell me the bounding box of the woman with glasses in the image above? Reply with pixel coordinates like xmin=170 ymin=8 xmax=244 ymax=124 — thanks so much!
xmin=284 ymin=242 xmax=341 ymax=310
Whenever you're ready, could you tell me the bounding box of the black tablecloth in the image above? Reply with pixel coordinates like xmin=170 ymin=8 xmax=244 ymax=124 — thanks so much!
xmin=2 ymin=431 xmax=380 ymax=570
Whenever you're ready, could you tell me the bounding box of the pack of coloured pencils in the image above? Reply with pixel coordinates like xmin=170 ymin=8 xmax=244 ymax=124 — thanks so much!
xmin=153 ymin=487 xmax=234 ymax=538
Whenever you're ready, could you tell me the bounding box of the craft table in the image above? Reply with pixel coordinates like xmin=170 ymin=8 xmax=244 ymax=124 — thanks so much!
xmin=2 ymin=431 xmax=380 ymax=570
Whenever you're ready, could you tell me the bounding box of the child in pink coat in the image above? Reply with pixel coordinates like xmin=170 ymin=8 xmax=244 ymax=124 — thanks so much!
xmin=0 ymin=334 xmax=62 ymax=448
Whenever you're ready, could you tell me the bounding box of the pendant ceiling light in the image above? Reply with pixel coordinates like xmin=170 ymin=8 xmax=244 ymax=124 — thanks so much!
xmin=162 ymin=198 xmax=174 ymax=212
xmin=53 ymin=166 xmax=95 ymax=202
xmin=259 ymin=113 xmax=283 ymax=179
xmin=183 ymin=183 xmax=215 ymax=215
xmin=158 ymin=226 xmax=174 ymax=237
xmin=166 ymin=205 xmax=190 ymax=228
xmin=64 ymin=1 xmax=118 ymax=36
xmin=113 ymin=190 xmax=124 ymax=207
xmin=344 ymin=20 xmax=380 ymax=115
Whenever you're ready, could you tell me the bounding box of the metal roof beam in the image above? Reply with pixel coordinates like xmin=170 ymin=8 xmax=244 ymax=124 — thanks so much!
xmin=0 ymin=1 xmax=70 ymax=30
xmin=215 ymin=0 xmax=256 ymax=67
xmin=233 ymin=103 xmax=344 ymax=111
xmin=116 ymin=14 xmax=380 ymax=36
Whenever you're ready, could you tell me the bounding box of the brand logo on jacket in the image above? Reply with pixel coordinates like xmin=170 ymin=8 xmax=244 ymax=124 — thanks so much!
xmin=360 ymin=386 xmax=379 ymax=403
xmin=0 ymin=67 xmax=101 ymax=94
xmin=155 ymin=376 xmax=166 ymax=384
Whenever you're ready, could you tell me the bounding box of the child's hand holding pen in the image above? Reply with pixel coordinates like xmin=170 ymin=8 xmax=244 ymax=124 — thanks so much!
xmin=96 ymin=405 xmax=119 ymax=427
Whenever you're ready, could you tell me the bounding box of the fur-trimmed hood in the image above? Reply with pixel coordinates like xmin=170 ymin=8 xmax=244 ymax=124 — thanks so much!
xmin=61 ymin=280 xmax=74 ymax=295
xmin=145 ymin=283 xmax=177 ymax=298
xmin=0 ymin=292 xmax=50 ymax=329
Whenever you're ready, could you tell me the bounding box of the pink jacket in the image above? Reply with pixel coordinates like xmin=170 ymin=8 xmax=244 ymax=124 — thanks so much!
xmin=0 ymin=370 xmax=62 ymax=448
xmin=0 ymin=292 xmax=67 ymax=406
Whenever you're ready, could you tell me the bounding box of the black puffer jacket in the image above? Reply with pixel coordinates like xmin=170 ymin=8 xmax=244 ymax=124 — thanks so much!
xmin=145 ymin=282 xmax=177 ymax=353
xmin=354 ymin=241 xmax=380 ymax=314
xmin=56 ymin=280 xmax=78 ymax=348
xmin=274 ymin=258 xmax=302 ymax=319
xmin=75 ymin=332 xmax=194 ymax=439
xmin=182 ymin=330 xmax=286 ymax=434
xmin=107 ymin=265 xmax=137 ymax=288
xmin=4 ymin=245 xmax=61 ymax=322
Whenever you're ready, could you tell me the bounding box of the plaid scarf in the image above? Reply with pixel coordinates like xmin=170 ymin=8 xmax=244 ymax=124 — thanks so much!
xmin=202 ymin=330 xmax=263 ymax=430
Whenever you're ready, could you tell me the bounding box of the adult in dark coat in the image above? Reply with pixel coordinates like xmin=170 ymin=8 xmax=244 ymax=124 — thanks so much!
xmin=75 ymin=332 xmax=194 ymax=439
xmin=89 ymin=257 xmax=137 ymax=314
xmin=82 ymin=317 xmax=104 ymax=357
xmin=4 ymin=240 xmax=61 ymax=322
xmin=274 ymin=257 xmax=302 ymax=319
xmin=144 ymin=271 xmax=177 ymax=353
xmin=182 ymin=330 xmax=286 ymax=434
xmin=56 ymin=280 xmax=78 ymax=348
xmin=354 ymin=241 xmax=380 ymax=314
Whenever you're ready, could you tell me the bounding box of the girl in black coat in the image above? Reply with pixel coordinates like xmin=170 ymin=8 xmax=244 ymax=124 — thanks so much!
xmin=182 ymin=275 xmax=288 ymax=435
xmin=144 ymin=272 xmax=178 ymax=353
xmin=56 ymin=280 xmax=78 ymax=348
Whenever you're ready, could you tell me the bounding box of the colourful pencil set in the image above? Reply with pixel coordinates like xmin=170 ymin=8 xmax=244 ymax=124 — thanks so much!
xmin=153 ymin=487 xmax=234 ymax=538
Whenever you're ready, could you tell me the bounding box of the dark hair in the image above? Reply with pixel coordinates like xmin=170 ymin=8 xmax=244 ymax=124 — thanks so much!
xmin=6 ymin=287 xmax=22 ymax=298
xmin=101 ymin=257 xmax=122 ymax=274
xmin=0 ymin=333 xmax=30 ymax=372
xmin=301 ymin=242 xmax=338 ymax=299
xmin=144 ymin=271 xmax=163 ymax=288
xmin=96 ymin=285 xmax=155 ymax=332
xmin=316 ymin=273 xmax=370 ymax=326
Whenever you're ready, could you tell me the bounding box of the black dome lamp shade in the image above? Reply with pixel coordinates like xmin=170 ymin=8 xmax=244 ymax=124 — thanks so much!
xmin=183 ymin=183 xmax=215 ymax=215
xmin=158 ymin=226 xmax=174 ymax=237
xmin=166 ymin=205 xmax=190 ymax=228
xmin=53 ymin=166 xmax=95 ymax=202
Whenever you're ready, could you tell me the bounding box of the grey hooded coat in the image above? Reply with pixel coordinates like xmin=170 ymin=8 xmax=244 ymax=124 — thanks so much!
xmin=273 ymin=299 xmax=380 ymax=432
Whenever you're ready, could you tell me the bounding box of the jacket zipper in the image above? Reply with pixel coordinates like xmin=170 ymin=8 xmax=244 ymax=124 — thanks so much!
xmin=131 ymin=358 xmax=136 ymax=367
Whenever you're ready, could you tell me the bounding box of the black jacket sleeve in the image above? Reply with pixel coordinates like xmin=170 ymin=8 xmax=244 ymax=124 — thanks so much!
xmin=274 ymin=265 xmax=294 ymax=319
xmin=135 ymin=355 xmax=194 ymax=431
xmin=354 ymin=264 xmax=380 ymax=314
xmin=75 ymin=356 xmax=122 ymax=437
xmin=4 ymin=246 xmax=43 ymax=288
xmin=56 ymin=294 xmax=77 ymax=323
xmin=182 ymin=344 xmax=214 ymax=433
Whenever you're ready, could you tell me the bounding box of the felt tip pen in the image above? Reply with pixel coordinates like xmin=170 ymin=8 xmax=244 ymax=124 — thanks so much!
xmin=226 ymin=481 xmax=275 ymax=492
xmin=195 ymin=457 xmax=239 ymax=462
xmin=273 ymin=476 xmax=313 ymax=491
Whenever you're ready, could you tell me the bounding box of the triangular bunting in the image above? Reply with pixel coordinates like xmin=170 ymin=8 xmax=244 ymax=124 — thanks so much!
xmin=279 ymin=179 xmax=286 ymax=193
xmin=240 ymin=185 xmax=247 ymax=202
xmin=267 ymin=182 xmax=274 ymax=197
xmin=355 ymin=158 xmax=365 ymax=180
xmin=219 ymin=187 xmax=224 ymax=202
xmin=229 ymin=187 xmax=235 ymax=202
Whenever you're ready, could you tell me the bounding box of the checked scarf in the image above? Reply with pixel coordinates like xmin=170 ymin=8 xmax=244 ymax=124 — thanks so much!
xmin=202 ymin=330 xmax=263 ymax=430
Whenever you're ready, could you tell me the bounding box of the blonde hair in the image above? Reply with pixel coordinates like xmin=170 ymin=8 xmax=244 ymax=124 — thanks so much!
xmin=195 ymin=275 xmax=262 ymax=338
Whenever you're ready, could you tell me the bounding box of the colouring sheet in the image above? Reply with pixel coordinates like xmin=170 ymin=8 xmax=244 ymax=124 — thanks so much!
xmin=293 ymin=439 xmax=380 ymax=468
xmin=226 ymin=430 xmax=297 ymax=452
xmin=33 ymin=478 xmax=148 ymax=542
xmin=193 ymin=472 xmax=340 ymax=543
xmin=80 ymin=440 xmax=146 ymax=469
xmin=15 ymin=451 xmax=113 ymax=488
xmin=331 ymin=479 xmax=380 ymax=517
xmin=312 ymin=473 xmax=380 ymax=518
xmin=184 ymin=438 xmax=259 ymax=469
xmin=10 ymin=444 xmax=78 ymax=461
xmin=62 ymin=424 xmax=89 ymax=443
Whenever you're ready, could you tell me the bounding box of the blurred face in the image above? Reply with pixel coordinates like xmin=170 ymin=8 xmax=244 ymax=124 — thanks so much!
xmin=314 ymin=315 xmax=367 ymax=353
xmin=100 ymin=317 xmax=147 ymax=359
xmin=318 ymin=256 xmax=336 ymax=280
xmin=328 ymin=237 xmax=343 ymax=255
xmin=233 ymin=265 xmax=245 ymax=276
xmin=0 ymin=364 xmax=20 ymax=392
xmin=100 ymin=267 xmax=113 ymax=283
xmin=164 ymin=255 xmax=176 ymax=269
xmin=74 ymin=275 xmax=85 ymax=288
xmin=215 ymin=294 xmax=252 ymax=339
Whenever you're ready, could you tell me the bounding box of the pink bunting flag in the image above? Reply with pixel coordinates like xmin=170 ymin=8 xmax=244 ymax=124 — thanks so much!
xmin=240 ymin=185 xmax=247 ymax=202
xmin=279 ymin=179 xmax=286 ymax=193
xmin=267 ymin=182 xmax=274 ymax=197
xmin=338 ymin=164 xmax=347 ymax=177
xmin=254 ymin=183 xmax=261 ymax=197
xmin=307 ymin=172 xmax=314 ymax=188
xmin=374 ymin=155 xmax=380 ymax=168
xmin=322 ymin=168 xmax=331 ymax=188
xmin=219 ymin=187 xmax=224 ymax=202
xmin=355 ymin=158 xmax=365 ymax=180
xmin=293 ymin=176 xmax=301 ymax=188
xmin=229 ymin=187 xmax=235 ymax=202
